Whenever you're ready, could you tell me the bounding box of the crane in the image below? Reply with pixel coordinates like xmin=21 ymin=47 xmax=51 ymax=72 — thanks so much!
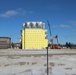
xmin=47 ymin=20 xmax=61 ymax=49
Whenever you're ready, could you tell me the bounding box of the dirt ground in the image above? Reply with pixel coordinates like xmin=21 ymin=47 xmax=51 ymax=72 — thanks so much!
xmin=0 ymin=49 xmax=76 ymax=75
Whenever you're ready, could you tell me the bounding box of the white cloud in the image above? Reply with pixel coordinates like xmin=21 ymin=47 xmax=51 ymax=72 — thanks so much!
xmin=53 ymin=24 xmax=70 ymax=28
xmin=69 ymin=21 xmax=76 ymax=26
xmin=0 ymin=10 xmax=18 ymax=18
xmin=0 ymin=8 xmax=34 ymax=18
xmin=60 ymin=24 xmax=70 ymax=28
xmin=64 ymin=34 xmax=76 ymax=38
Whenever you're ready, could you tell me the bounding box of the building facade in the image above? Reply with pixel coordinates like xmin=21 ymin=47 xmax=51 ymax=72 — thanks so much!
xmin=0 ymin=37 xmax=11 ymax=49
xmin=14 ymin=43 xmax=20 ymax=49
xmin=21 ymin=22 xmax=48 ymax=49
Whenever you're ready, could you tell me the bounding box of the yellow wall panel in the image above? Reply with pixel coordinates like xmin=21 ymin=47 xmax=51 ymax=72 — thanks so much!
xmin=21 ymin=29 xmax=48 ymax=49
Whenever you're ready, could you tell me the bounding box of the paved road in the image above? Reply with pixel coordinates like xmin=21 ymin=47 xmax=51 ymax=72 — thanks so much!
xmin=0 ymin=49 xmax=76 ymax=56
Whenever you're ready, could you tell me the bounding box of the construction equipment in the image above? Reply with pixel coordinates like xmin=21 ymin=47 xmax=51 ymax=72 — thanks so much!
xmin=47 ymin=20 xmax=61 ymax=49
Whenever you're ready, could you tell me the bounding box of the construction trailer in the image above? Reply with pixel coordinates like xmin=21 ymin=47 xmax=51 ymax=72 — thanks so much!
xmin=20 ymin=22 xmax=48 ymax=49
xmin=0 ymin=37 xmax=11 ymax=49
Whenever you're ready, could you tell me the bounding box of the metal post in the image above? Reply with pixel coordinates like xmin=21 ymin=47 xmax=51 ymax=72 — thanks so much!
xmin=24 ymin=27 xmax=25 ymax=49
xmin=24 ymin=29 xmax=25 ymax=49
xmin=47 ymin=20 xmax=52 ymax=37
xmin=57 ymin=38 xmax=59 ymax=45
xmin=47 ymin=47 xmax=49 ymax=75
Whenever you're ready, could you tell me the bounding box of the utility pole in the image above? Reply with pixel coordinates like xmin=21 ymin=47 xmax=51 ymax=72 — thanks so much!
xmin=46 ymin=46 xmax=49 ymax=75
xmin=47 ymin=20 xmax=52 ymax=75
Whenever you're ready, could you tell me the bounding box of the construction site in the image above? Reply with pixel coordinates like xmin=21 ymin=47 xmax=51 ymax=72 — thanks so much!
xmin=0 ymin=21 xmax=76 ymax=49
xmin=0 ymin=0 xmax=76 ymax=74
xmin=0 ymin=49 xmax=76 ymax=75
xmin=0 ymin=21 xmax=76 ymax=75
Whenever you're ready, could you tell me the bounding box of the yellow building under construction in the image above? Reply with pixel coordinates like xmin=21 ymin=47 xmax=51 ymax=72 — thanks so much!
xmin=21 ymin=22 xmax=48 ymax=49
